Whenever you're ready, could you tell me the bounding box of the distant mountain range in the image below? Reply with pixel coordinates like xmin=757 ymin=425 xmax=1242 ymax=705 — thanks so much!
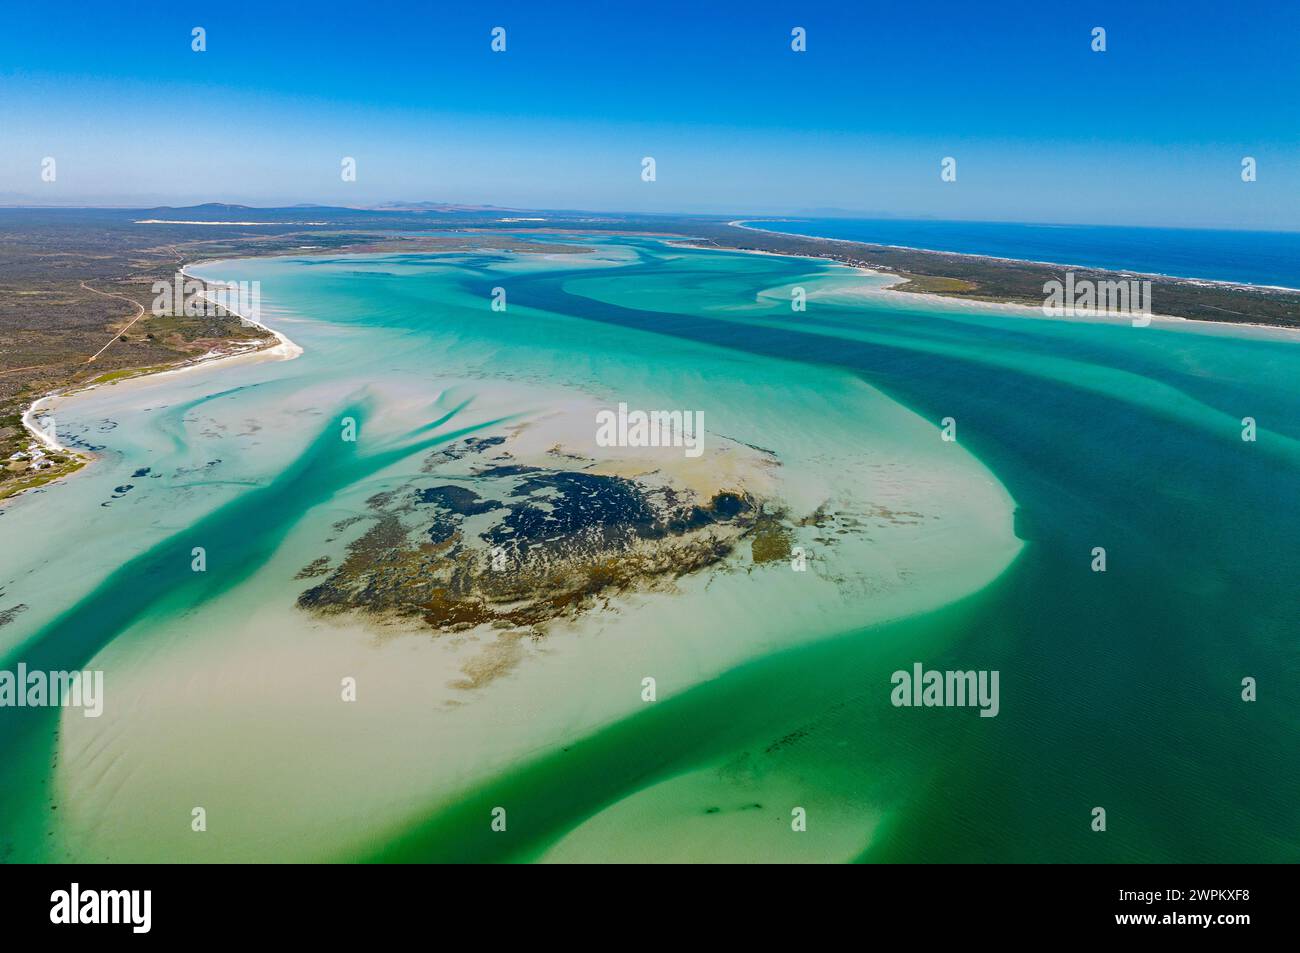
xmin=126 ymin=202 xmax=542 ymax=224
xmin=369 ymin=201 xmax=525 ymax=212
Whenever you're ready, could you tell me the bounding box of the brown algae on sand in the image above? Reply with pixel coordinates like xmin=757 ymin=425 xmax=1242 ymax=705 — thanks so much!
xmin=294 ymin=427 xmax=852 ymax=638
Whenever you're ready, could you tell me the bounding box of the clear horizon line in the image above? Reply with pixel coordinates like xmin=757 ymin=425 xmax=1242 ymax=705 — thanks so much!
xmin=2 ymin=202 xmax=1299 ymax=234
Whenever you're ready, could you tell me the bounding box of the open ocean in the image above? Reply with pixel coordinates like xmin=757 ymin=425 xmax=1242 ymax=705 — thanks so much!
xmin=748 ymin=219 xmax=1300 ymax=289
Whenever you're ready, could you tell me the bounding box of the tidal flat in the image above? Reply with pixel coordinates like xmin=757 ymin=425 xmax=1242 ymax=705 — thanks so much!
xmin=1 ymin=235 xmax=1295 ymax=863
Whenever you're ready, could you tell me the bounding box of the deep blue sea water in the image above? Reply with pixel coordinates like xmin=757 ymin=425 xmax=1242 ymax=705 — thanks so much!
xmin=747 ymin=219 xmax=1300 ymax=289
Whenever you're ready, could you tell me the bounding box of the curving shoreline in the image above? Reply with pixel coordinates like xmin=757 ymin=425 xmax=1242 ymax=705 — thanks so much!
xmin=6 ymin=266 xmax=303 ymax=506
xmin=182 ymin=260 xmax=305 ymax=362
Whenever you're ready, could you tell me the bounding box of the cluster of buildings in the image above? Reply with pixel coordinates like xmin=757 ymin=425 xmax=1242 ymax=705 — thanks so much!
xmin=8 ymin=446 xmax=52 ymax=471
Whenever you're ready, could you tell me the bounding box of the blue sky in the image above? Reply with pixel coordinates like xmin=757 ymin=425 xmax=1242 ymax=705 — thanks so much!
xmin=2 ymin=0 xmax=1298 ymax=227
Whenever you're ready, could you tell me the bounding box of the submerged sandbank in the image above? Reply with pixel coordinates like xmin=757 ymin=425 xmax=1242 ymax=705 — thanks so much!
xmin=0 ymin=244 xmax=1027 ymax=861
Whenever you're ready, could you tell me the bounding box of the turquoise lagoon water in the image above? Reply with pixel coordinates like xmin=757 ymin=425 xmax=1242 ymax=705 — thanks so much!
xmin=0 ymin=236 xmax=1296 ymax=863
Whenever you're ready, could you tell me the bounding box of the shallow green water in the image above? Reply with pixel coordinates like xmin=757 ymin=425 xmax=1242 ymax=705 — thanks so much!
xmin=1 ymin=237 xmax=1296 ymax=862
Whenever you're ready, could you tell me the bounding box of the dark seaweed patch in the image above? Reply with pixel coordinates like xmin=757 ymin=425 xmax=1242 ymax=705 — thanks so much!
xmin=0 ymin=603 xmax=28 ymax=628
xmin=487 ymin=472 xmax=660 ymax=555
xmin=294 ymin=443 xmax=791 ymax=638
xmin=415 ymin=485 xmax=501 ymax=516
xmin=475 ymin=464 xmax=542 ymax=477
